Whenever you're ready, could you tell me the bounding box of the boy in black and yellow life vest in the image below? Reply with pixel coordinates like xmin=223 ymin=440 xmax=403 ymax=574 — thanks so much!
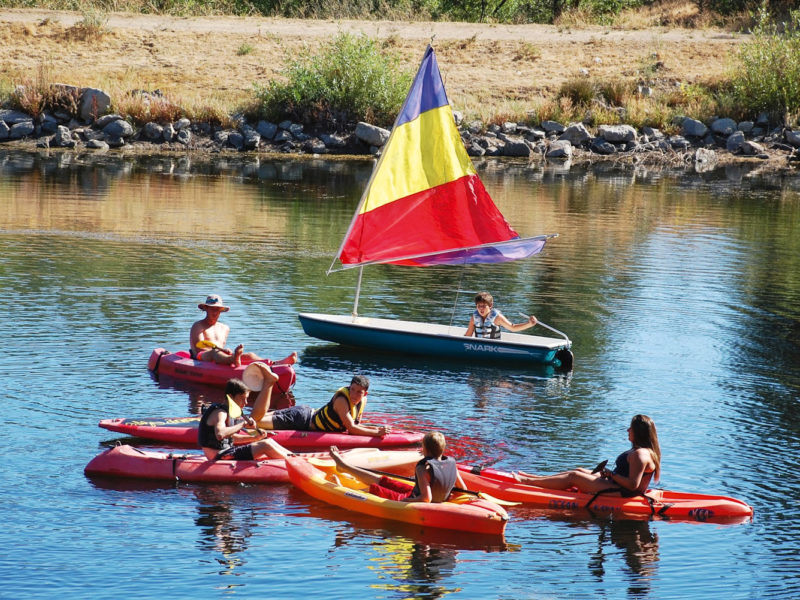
xmin=247 ymin=365 xmax=390 ymax=438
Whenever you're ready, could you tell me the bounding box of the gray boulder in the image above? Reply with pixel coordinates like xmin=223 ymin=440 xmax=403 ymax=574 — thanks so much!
xmin=682 ymin=118 xmax=708 ymax=138
xmin=256 ymin=120 xmax=278 ymax=140
xmin=541 ymin=120 xmax=565 ymax=134
xmin=467 ymin=120 xmax=483 ymax=134
xmin=274 ymin=129 xmax=293 ymax=143
xmin=174 ymin=118 xmax=191 ymax=131
xmin=711 ymin=118 xmax=737 ymax=136
xmin=598 ymin=124 xmax=637 ymax=143
xmin=143 ymin=122 xmax=164 ymax=141
xmin=79 ymin=88 xmax=111 ymax=122
xmin=0 ymin=121 xmax=9 ymax=140
xmin=241 ymin=126 xmax=260 ymax=149
xmin=176 ymin=129 xmax=192 ymax=145
xmin=40 ymin=114 xmax=59 ymax=135
xmin=227 ymin=132 xmax=244 ymax=150
xmin=726 ymin=131 xmax=746 ymax=152
xmin=589 ymin=138 xmax=615 ymax=155
xmin=669 ymin=135 xmax=691 ymax=149
xmin=53 ymin=125 xmax=76 ymax=148
xmin=103 ymin=119 xmax=134 ymax=138
xmin=738 ymin=121 xmax=754 ymax=134
xmin=95 ymin=114 xmax=122 ymax=128
xmin=785 ymin=130 xmax=800 ymax=147
xmin=501 ymin=138 xmax=532 ymax=157
xmin=643 ymin=126 xmax=664 ymax=140
xmin=163 ymin=123 xmax=176 ymax=142
xmin=355 ymin=122 xmax=390 ymax=147
xmin=559 ymin=123 xmax=591 ymax=145
xmin=546 ymin=139 xmax=573 ymax=159
xmin=742 ymin=140 xmax=765 ymax=155
xmin=320 ymin=133 xmax=347 ymax=148
xmin=0 ymin=109 xmax=32 ymax=124
xmin=10 ymin=120 xmax=35 ymax=139
xmin=86 ymin=139 xmax=109 ymax=151
xmin=303 ymin=138 xmax=328 ymax=154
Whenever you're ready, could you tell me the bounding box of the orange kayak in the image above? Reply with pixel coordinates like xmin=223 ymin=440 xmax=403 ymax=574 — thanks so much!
xmin=458 ymin=466 xmax=753 ymax=522
xmin=286 ymin=456 xmax=508 ymax=535
xmin=85 ymin=444 xmax=423 ymax=484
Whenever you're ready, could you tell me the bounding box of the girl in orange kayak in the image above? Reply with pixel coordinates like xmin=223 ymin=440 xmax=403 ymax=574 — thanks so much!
xmin=514 ymin=414 xmax=661 ymax=495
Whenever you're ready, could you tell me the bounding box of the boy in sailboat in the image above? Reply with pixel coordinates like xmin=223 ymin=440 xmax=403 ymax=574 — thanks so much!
xmin=464 ymin=291 xmax=537 ymax=339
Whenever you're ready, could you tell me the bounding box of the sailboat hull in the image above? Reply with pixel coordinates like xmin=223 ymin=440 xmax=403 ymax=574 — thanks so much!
xmin=298 ymin=313 xmax=572 ymax=367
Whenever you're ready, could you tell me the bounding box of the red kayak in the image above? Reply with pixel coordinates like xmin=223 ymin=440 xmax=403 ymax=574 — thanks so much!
xmin=148 ymin=348 xmax=296 ymax=392
xmin=458 ymin=465 xmax=753 ymax=522
xmin=84 ymin=444 xmax=423 ymax=484
xmin=99 ymin=417 xmax=425 ymax=450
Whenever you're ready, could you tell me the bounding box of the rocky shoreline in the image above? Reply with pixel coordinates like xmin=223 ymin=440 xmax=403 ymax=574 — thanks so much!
xmin=2 ymin=86 xmax=800 ymax=172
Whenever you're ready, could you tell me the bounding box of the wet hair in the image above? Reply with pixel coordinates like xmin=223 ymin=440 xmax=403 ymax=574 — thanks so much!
xmin=350 ymin=374 xmax=370 ymax=390
xmin=630 ymin=414 xmax=661 ymax=481
xmin=422 ymin=431 xmax=447 ymax=457
xmin=225 ymin=378 xmax=249 ymax=397
xmin=474 ymin=291 xmax=494 ymax=307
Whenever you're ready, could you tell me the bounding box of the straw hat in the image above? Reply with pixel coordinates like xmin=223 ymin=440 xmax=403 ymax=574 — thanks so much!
xmin=242 ymin=361 xmax=269 ymax=391
xmin=198 ymin=294 xmax=230 ymax=312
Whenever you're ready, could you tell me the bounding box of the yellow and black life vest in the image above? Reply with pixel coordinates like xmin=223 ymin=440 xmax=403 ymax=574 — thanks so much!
xmin=311 ymin=386 xmax=364 ymax=432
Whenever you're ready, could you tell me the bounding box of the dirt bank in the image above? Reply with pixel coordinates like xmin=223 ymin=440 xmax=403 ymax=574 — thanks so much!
xmin=0 ymin=8 xmax=746 ymax=110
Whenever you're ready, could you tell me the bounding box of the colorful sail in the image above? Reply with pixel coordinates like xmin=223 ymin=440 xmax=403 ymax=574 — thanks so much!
xmin=335 ymin=45 xmax=550 ymax=269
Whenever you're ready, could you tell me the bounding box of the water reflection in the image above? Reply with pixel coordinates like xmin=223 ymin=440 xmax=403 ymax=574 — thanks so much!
xmin=590 ymin=519 xmax=659 ymax=597
xmin=193 ymin=486 xmax=254 ymax=572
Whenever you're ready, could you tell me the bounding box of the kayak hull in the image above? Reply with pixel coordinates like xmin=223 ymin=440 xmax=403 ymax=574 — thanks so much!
xmin=148 ymin=348 xmax=296 ymax=392
xmin=459 ymin=466 xmax=753 ymax=522
xmin=298 ymin=313 xmax=573 ymax=368
xmin=98 ymin=417 xmax=425 ymax=450
xmin=84 ymin=444 xmax=423 ymax=483
xmin=286 ymin=456 xmax=508 ymax=535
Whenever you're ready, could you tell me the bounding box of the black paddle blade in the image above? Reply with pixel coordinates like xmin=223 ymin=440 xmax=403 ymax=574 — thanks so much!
xmin=591 ymin=460 xmax=608 ymax=474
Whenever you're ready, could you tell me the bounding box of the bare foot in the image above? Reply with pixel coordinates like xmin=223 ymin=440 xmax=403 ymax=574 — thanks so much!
xmin=260 ymin=363 xmax=279 ymax=386
xmin=276 ymin=351 xmax=298 ymax=366
xmin=232 ymin=344 xmax=244 ymax=367
xmin=328 ymin=445 xmax=344 ymax=468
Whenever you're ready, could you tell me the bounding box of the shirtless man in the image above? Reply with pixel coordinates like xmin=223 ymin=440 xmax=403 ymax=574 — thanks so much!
xmin=190 ymin=294 xmax=297 ymax=367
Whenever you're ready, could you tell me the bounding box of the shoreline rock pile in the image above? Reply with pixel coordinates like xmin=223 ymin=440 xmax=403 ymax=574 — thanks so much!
xmin=2 ymin=85 xmax=800 ymax=169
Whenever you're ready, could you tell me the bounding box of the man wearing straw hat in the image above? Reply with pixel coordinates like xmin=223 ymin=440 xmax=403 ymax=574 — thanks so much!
xmin=190 ymin=294 xmax=297 ymax=368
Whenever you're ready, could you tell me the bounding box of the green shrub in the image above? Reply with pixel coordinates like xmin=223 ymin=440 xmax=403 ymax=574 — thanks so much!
xmin=252 ymin=33 xmax=412 ymax=128
xmin=558 ymin=77 xmax=596 ymax=106
xmin=729 ymin=6 xmax=800 ymax=120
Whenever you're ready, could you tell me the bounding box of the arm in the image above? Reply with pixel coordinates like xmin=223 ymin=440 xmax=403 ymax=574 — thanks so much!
xmin=334 ymin=396 xmax=390 ymax=437
xmin=494 ymin=312 xmax=537 ymax=333
xmin=404 ymin=463 xmax=433 ymax=503
xmin=211 ymin=409 xmax=254 ymax=442
xmin=603 ymin=449 xmax=650 ymax=493
xmin=464 ymin=315 xmax=476 ymax=337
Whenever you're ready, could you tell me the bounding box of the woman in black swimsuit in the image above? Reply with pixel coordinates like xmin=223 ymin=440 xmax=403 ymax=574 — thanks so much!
xmin=514 ymin=414 xmax=661 ymax=495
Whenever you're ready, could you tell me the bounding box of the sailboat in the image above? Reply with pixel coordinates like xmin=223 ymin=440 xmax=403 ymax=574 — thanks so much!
xmin=298 ymin=46 xmax=573 ymax=369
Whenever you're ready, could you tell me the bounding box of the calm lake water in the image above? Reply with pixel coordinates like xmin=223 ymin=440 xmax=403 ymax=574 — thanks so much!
xmin=2 ymin=149 xmax=799 ymax=599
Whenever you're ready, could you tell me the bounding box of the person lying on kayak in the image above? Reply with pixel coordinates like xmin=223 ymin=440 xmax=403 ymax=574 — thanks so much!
xmin=464 ymin=291 xmax=537 ymax=339
xmin=513 ymin=414 xmax=661 ymax=495
xmin=190 ymin=294 xmax=298 ymax=367
xmin=199 ymin=375 xmax=288 ymax=461
xmin=329 ymin=430 xmax=466 ymax=502
xmin=249 ymin=369 xmax=390 ymax=438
